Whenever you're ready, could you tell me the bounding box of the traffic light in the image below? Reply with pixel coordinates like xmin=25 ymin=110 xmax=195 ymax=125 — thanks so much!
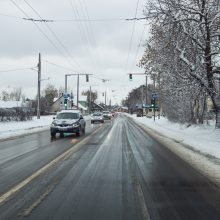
xmin=129 ymin=74 xmax=132 ymax=81
xmin=151 ymin=98 xmax=155 ymax=107
xmin=86 ymin=74 xmax=89 ymax=82
xmin=64 ymin=98 xmax=68 ymax=108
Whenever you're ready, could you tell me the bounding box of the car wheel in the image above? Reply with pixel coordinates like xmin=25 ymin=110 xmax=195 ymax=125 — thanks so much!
xmin=51 ymin=132 xmax=56 ymax=138
xmin=76 ymin=127 xmax=82 ymax=137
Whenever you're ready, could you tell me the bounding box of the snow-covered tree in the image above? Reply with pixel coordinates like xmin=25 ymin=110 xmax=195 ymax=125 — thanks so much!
xmin=141 ymin=0 xmax=220 ymax=127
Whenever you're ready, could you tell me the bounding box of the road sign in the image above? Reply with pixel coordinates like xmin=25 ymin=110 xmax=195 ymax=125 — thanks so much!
xmin=63 ymin=93 xmax=70 ymax=99
xmin=152 ymin=93 xmax=158 ymax=99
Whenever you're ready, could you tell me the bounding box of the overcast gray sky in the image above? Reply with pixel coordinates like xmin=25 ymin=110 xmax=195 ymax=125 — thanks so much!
xmin=0 ymin=0 xmax=149 ymax=105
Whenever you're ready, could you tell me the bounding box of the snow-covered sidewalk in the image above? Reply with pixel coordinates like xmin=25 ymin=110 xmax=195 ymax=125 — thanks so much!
xmin=128 ymin=114 xmax=220 ymax=160
xmin=0 ymin=115 xmax=54 ymax=141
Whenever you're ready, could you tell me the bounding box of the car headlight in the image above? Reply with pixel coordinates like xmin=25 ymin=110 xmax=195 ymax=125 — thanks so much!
xmin=72 ymin=122 xmax=80 ymax=127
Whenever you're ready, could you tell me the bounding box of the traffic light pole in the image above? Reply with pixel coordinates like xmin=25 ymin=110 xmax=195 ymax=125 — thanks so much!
xmin=153 ymin=97 xmax=156 ymax=122
xmin=64 ymin=73 xmax=92 ymax=110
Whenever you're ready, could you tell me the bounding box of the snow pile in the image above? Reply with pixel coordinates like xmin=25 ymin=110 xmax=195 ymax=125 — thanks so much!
xmin=0 ymin=115 xmax=54 ymax=140
xmin=128 ymin=114 xmax=220 ymax=159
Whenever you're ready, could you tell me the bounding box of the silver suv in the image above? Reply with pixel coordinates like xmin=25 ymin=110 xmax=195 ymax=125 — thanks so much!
xmin=50 ymin=110 xmax=86 ymax=138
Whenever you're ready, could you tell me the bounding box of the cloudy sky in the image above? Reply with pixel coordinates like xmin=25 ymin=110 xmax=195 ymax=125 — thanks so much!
xmin=0 ymin=0 xmax=149 ymax=105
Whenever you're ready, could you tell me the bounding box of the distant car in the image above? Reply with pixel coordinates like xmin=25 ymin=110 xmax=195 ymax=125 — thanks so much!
xmin=50 ymin=110 xmax=86 ymax=138
xmin=91 ymin=112 xmax=104 ymax=124
xmin=102 ymin=111 xmax=111 ymax=120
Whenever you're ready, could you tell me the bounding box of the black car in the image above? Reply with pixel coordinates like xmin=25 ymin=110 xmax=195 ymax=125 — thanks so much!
xmin=50 ymin=110 xmax=86 ymax=137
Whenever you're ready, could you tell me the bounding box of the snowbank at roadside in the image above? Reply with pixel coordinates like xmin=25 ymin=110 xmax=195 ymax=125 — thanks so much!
xmin=127 ymin=114 xmax=220 ymax=160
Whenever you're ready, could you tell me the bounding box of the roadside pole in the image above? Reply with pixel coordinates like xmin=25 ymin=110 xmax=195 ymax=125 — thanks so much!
xmin=37 ymin=53 xmax=41 ymax=119
xmin=153 ymin=97 xmax=156 ymax=122
xmin=105 ymin=92 xmax=106 ymax=110
xmin=145 ymin=75 xmax=148 ymax=105
xmin=65 ymin=74 xmax=68 ymax=94
xmin=64 ymin=74 xmax=92 ymax=110
xmin=77 ymin=74 xmax=79 ymax=109
xmin=153 ymin=74 xmax=156 ymax=122
xmin=89 ymin=85 xmax=92 ymax=114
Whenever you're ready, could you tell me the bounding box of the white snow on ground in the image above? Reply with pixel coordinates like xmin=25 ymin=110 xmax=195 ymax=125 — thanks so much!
xmin=0 ymin=115 xmax=54 ymax=140
xmin=0 ymin=115 xmax=91 ymax=141
xmin=128 ymin=114 xmax=220 ymax=159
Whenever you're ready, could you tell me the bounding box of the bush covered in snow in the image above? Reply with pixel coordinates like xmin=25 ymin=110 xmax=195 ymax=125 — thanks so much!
xmin=0 ymin=107 xmax=34 ymax=121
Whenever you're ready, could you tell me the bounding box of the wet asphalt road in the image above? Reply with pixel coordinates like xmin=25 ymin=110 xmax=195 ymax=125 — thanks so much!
xmin=0 ymin=113 xmax=220 ymax=220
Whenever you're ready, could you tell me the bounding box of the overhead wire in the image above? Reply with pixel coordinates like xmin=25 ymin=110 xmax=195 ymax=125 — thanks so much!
xmin=81 ymin=0 xmax=101 ymax=73
xmin=22 ymin=0 xmax=85 ymax=73
xmin=73 ymin=0 xmax=98 ymax=69
xmin=42 ymin=59 xmax=83 ymax=73
xmin=0 ymin=67 xmax=37 ymax=73
xmin=69 ymin=0 xmax=94 ymax=72
xmin=124 ymin=0 xmax=140 ymax=74
xmin=0 ymin=12 xmax=145 ymax=22
xmin=131 ymin=25 xmax=146 ymax=70
xmin=10 ymin=0 xmax=80 ymax=72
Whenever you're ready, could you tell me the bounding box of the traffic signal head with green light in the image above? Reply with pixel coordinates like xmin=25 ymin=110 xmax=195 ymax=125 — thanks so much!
xmin=86 ymin=74 xmax=89 ymax=82
xmin=129 ymin=74 xmax=132 ymax=81
xmin=64 ymin=98 xmax=68 ymax=107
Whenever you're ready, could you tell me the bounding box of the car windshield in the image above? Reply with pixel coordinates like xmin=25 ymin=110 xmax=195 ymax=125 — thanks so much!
xmin=56 ymin=113 xmax=79 ymax=119
xmin=93 ymin=113 xmax=102 ymax=116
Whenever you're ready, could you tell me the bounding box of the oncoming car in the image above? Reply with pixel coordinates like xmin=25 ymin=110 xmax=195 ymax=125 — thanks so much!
xmin=102 ymin=111 xmax=111 ymax=120
xmin=91 ymin=112 xmax=104 ymax=124
xmin=50 ymin=110 xmax=86 ymax=138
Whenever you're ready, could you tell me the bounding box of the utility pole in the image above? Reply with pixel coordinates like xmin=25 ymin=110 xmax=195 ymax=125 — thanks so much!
xmin=65 ymin=74 xmax=68 ymax=94
xmin=89 ymin=85 xmax=92 ymax=114
xmin=37 ymin=53 xmax=41 ymax=119
xmin=141 ymin=85 xmax=144 ymax=106
xmin=146 ymin=75 xmax=148 ymax=105
xmin=153 ymin=74 xmax=156 ymax=122
xmin=105 ymin=91 xmax=107 ymax=110
xmin=77 ymin=74 xmax=79 ymax=109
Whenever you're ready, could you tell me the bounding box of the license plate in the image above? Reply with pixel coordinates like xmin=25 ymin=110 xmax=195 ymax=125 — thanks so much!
xmin=59 ymin=127 xmax=68 ymax=131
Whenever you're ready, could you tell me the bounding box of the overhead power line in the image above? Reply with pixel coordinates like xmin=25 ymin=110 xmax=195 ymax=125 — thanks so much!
xmin=42 ymin=59 xmax=83 ymax=73
xmin=10 ymin=0 xmax=76 ymax=70
xmin=124 ymin=0 xmax=140 ymax=73
xmin=0 ymin=12 xmax=146 ymax=22
xmin=0 ymin=66 xmax=37 ymax=73
xmin=22 ymin=17 xmax=53 ymax=22
xmin=125 ymin=17 xmax=148 ymax=21
xmin=23 ymin=0 xmax=84 ymax=72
